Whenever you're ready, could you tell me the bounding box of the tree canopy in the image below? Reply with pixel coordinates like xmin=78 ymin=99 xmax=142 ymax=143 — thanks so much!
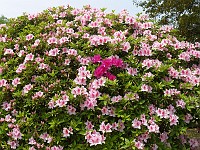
xmin=0 ymin=15 xmax=8 ymax=24
xmin=133 ymin=0 xmax=200 ymax=42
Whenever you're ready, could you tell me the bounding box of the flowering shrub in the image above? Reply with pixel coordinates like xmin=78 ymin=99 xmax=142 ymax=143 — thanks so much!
xmin=0 ymin=5 xmax=200 ymax=149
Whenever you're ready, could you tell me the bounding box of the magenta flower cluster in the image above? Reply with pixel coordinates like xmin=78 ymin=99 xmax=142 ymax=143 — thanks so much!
xmin=93 ymin=55 xmax=123 ymax=80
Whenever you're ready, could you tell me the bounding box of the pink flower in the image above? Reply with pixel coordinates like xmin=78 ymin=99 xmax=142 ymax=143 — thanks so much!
xmin=48 ymin=48 xmax=60 ymax=56
xmin=56 ymin=99 xmax=67 ymax=107
xmin=160 ymin=132 xmax=168 ymax=142
xmin=39 ymin=133 xmax=52 ymax=143
xmin=104 ymin=72 xmax=116 ymax=80
xmin=71 ymin=86 xmax=87 ymax=97
xmin=85 ymin=120 xmax=94 ymax=130
xmin=99 ymin=121 xmax=112 ymax=133
xmin=148 ymin=123 xmax=159 ymax=133
xmin=85 ymin=130 xmax=106 ymax=146
xmin=23 ymin=84 xmax=33 ymax=94
xmin=10 ymin=127 xmax=22 ymax=140
xmin=134 ymin=140 xmax=144 ymax=149
xmin=127 ymin=67 xmax=138 ymax=76
xmin=67 ymin=105 xmax=76 ymax=115
xmin=132 ymin=118 xmax=142 ymax=129
xmin=141 ymin=84 xmax=152 ymax=93
xmin=176 ymin=99 xmax=186 ymax=108
xmin=26 ymin=34 xmax=34 ymax=40
xmin=121 ymin=42 xmax=131 ymax=52
xmin=117 ymin=119 xmax=125 ymax=132
xmin=184 ymin=113 xmax=193 ymax=123
xmin=7 ymin=140 xmax=19 ymax=149
xmin=94 ymin=65 xmax=107 ymax=78
xmin=164 ymin=88 xmax=180 ymax=96
xmin=48 ymin=100 xmax=55 ymax=109
xmin=29 ymin=137 xmax=36 ymax=145
xmin=47 ymin=37 xmax=58 ymax=45
xmin=101 ymin=106 xmax=109 ymax=115
xmin=63 ymin=127 xmax=73 ymax=137
xmin=12 ymin=77 xmax=21 ymax=87
xmin=24 ymin=53 xmax=34 ymax=62
xmin=189 ymin=139 xmax=199 ymax=148
xmin=2 ymin=101 xmax=11 ymax=111
xmin=169 ymin=114 xmax=179 ymax=126
xmin=4 ymin=48 xmax=14 ymax=55
xmin=149 ymin=104 xmax=156 ymax=115
xmin=156 ymin=108 xmax=169 ymax=119
xmin=0 ymin=79 xmax=7 ymax=87
xmin=92 ymin=54 xmax=101 ymax=63
xmin=111 ymin=95 xmax=122 ymax=103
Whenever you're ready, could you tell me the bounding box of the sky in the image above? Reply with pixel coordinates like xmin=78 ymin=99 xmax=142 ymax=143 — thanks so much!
xmin=0 ymin=0 xmax=143 ymax=18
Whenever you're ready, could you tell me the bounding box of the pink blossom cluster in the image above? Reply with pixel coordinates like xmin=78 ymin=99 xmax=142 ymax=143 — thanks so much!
xmin=0 ymin=5 xmax=200 ymax=150
xmin=142 ymin=59 xmax=162 ymax=69
xmin=93 ymin=55 xmax=124 ymax=80
xmin=85 ymin=130 xmax=106 ymax=146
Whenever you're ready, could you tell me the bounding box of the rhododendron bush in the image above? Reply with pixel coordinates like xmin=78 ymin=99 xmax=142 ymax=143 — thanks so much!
xmin=0 ymin=5 xmax=200 ymax=150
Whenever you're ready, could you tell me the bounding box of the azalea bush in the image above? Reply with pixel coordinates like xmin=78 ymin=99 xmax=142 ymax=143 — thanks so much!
xmin=0 ymin=5 xmax=200 ymax=150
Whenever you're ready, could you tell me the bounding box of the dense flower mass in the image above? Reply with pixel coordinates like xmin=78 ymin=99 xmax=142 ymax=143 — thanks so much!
xmin=0 ymin=5 xmax=199 ymax=149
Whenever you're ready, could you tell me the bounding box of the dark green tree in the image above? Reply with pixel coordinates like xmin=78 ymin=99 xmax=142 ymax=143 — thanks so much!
xmin=133 ymin=0 xmax=200 ymax=42
xmin=0 ymin=15 xmax=8 ymax=24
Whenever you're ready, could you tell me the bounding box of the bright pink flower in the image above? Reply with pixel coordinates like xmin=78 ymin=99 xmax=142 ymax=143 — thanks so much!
xmin=92 ymin=54 xmax=101 ymax=63
xmin=104 ymin=72 xmax=116 ymax=80
xmin=94 ymin=65 xmax=107 ymax=78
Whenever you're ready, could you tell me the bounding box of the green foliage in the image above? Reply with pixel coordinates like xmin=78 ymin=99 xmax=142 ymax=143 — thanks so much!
xmin=133 ymin=0 xmax=200 ymax=42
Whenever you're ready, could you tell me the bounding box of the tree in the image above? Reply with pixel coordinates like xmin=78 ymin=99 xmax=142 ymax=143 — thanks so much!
xmin=0 ymin=15 xmax=8 ymax=24
xmin=133 ymin=0 xmax=200 ymax=42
